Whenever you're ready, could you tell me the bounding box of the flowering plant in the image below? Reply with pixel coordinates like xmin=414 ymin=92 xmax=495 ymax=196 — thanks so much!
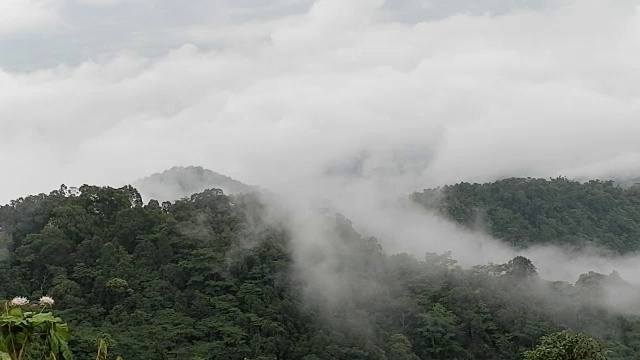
xmin=0 ymin=296 xmax=71 ymax=360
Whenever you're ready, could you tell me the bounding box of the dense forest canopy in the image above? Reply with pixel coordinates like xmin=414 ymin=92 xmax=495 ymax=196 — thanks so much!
xmin=0 ymin=178 xmax=639 ymax=359
xmin=412 ymin=177 xmax=640 ymax=253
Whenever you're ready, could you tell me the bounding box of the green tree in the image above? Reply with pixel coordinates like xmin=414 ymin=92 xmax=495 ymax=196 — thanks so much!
xmin=415 ymin=303 xmax=465 ymax=359
xmin=388 ymin=334 xmax=419 ymax=360
xmin=523 ymin=331 xmax=608 ymax=360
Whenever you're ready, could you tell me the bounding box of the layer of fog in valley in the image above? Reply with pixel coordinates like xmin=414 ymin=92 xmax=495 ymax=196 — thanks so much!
xmin=171 ymin=168 xmax=640 ymax=315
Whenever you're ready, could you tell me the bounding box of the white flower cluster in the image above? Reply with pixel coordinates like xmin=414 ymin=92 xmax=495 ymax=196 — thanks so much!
xmin=8 ymin=296 xmax=55 ymax=307
xmin=9 ymin=296 xmax=29 ymax=306
xmin=39 ymin=296 xmax=54 ymax=306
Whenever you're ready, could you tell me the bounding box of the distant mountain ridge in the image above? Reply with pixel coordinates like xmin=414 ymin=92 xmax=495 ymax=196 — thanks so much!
xmin=132 ymin=166 xmax=257 ymax=202
xmin=411 ymin=177 xmax=640 ymax=253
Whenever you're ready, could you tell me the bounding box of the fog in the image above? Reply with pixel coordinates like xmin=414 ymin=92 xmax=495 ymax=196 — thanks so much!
xmin=4 ymin=0 xmax=640 ymax=304
xmin=266 ymin=174 xmax=640 ymax=284
xmin=3 ymin=0 xmax=640 ymax=203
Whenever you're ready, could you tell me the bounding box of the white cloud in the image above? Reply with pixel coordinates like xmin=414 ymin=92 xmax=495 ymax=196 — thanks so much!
xmin=74 ymin=0 xmax=122 ymax=6
xmin=1 ymin=0 xmax=640 ymax=205
xmin=0 ymin=0 xmax=64 ymax=36
xmin=73 ymin=0 xmax=150 ymax=7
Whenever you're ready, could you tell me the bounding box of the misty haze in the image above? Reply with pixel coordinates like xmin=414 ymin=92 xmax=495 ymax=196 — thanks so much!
xmin=2 ymin=0 xmax=640 ymax=359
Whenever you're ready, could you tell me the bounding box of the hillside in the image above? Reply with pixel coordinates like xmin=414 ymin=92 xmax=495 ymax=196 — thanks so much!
xmin=0 ymin=227 xmax=7 ymax=261
xmin=412 ymin=177 xmax=640 ymax=253
xmin=132 ymin=166 xmax=257 ymax=202
xmin=0 ymin=181 xmax=639 ymax=359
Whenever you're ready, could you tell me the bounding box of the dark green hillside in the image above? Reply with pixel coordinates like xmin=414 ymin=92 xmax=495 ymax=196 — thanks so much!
xmin=1 ymin=182 xmax=640 ymax=359
xmin=412 ymin=177 xmax=640 ymax=252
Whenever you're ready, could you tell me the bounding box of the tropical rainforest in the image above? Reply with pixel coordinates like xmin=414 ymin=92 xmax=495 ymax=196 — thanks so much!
xmin=1 ymin=176 xmax=640 ymax=359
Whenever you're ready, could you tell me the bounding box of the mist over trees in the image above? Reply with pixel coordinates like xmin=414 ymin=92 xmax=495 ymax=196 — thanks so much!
xmin=412 ymin=177 xmax=640 ymax=253
xmin=0 ymin=177 xmax=639 ymax=359
xmin=132 ymin=166 xmax=258 ymax=203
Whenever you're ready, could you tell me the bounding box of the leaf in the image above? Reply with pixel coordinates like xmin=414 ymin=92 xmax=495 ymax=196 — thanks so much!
xmin=0 ymin=351 xmax=11 ymax=360
xmin=61 ymin=344 xmax=73 ymax=360
xmin=53 ymin=324 xmax=70 ymax=341
xmin=57 ymin=335 xmax=73 ymax=360
xmin=13 ymin=332 xmax=27 ymax=348
xmin=29 ymin=313 xmax=60 ymax=325
xmin=49 ymin=329 xmax=60 ymax=355
xmin=8 ymin=308 xmax=23 ymax=317
xmin=0 ymin=338 xmax=8 ymax=353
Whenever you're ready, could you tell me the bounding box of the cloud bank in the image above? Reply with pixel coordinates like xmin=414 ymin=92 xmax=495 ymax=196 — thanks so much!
xmin=2 ymin=0 xmax=640 ymax=204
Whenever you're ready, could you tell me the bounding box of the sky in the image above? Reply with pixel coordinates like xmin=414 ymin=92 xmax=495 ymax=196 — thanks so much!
xmin=2 ymin=0 xmax=640 ymax=204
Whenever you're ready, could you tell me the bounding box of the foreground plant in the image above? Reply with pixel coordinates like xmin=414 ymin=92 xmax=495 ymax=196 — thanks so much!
xmin=95 ymin=337 xmax=123 ymax=360
xmin=0 ymin=296 xmax=72 ymax=360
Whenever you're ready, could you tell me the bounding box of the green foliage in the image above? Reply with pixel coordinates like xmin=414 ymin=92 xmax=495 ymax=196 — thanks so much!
xmin=523 ymin=331 xmax=608 ymax=360
xmin=0 ymin=300 xmax=72 ymax=360
xmin=412 ymin=177 xmax=640 ymax=252
xmin=388 ymin=334 xmax=419 ymax=360
xmin=0 ymin=230 xmax=8 ymax=262
xmin=1 ymin=182 xmax=640 ymax=359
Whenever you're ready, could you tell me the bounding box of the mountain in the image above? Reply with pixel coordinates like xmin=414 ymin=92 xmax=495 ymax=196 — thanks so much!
xmin=132 ymin=166 xmax=257 ymax=202
xmin=411 ymin=177 xmax=640 ymax=253
xmin=0 ymin=181 xmax=633 ymax=359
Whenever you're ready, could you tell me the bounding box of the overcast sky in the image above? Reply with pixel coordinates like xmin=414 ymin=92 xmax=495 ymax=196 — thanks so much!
xmin=1 ymin=0 xmax=640 ymax=203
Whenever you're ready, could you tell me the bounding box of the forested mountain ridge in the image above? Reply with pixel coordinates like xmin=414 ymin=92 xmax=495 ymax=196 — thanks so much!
xmin=412 ymin=177 xmax=640 ymax=253
xmin=132 ymin=166 xmax=257 ymax=202
xmin=0 ymin=180 xmax=639 ymax=359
